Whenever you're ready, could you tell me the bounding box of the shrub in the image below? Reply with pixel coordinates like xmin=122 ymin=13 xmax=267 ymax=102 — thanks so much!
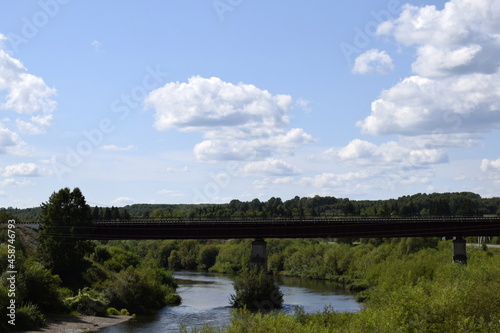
xmin=64 ymin=287 xmax=109 ymax=316
xmin=106 ymin=307 xmax=119 ymax=315
xmin=197 ymin=245 xmax=219 ymax=270
xmin=230 ymin=268 xmax=284 ymax=311
xmin=120 ymin=308 xmax=130 ymax=316
xmin=16 ymin=302 xmax=46 ymax=330
xmin=18 ymin=261 xmax=65 ymax=312
xmin=104 ymin=266 xmax=167 ymax=314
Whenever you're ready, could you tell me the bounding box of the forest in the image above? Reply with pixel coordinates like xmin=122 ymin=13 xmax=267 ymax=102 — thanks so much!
xmin=1 ymin=190 xmax=499 ymax=331
xmin=4 ymin=191 xmax=500 ymax=221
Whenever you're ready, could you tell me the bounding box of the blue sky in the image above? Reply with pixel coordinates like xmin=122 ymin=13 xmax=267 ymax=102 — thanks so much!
xmin=1 ymin=0 xmax=500 ymax=208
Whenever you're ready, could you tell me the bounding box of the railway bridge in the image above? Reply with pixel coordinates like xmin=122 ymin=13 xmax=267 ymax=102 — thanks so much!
xmin=85 ymin=216 xmax=500 ymax=266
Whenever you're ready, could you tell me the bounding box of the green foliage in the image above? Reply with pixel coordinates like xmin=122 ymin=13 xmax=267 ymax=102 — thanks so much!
xmin=230 ymin=269 xmax=283 ymax=311
xmin=168 ymin=249 xmax=182 ymax=270
xmin=164 ymin=287 xmax=182 ymax=305
xmin=106 ymin=307 xmax=120 ymax=315
xmin=64 ymin=287 xmax=109 ymax=316
xmin=93 ymin=245 xmax=112 ymax=263
xmin=16 ymin=302 xmax=46 ymax=330
xmin=104 ymin=266 xmax=169 ymax=314
xmin=17 ymin=260 xmax=65 ymax=312
xmin=211 ymin=240 xmax=250 ymax=273
xmin=38 ymin=187 xmax=94 ymax=288
xmin=194 ymin=245 xmax=500 ymax=333
xmin=198 ymin=244 xmax=220 ymax=270
xmin=102 ymin=246 xmax=140 ymax=272
xmin=178 ymin=240 xmax=200 ymax=269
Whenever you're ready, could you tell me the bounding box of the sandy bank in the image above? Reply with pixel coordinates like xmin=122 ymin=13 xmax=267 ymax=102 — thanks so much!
xmin=22 ymin=314 xmax=132 ymax=333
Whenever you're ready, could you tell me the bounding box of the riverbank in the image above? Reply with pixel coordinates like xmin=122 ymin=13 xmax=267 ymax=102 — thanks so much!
xmin=22 ymin=314 xmax=132 ymax=333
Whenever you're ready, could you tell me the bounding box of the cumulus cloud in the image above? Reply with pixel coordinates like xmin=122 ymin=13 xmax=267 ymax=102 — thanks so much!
xmin=242 ymin=158 xmax=302 ymax=176
xmin=480 ymin=158 xmax=500 ymax=172
xmin=0 ymin=46 xmax=57 ymax=133
xmin=352 ymin=49 xmax=394 ymax=74
xmin=2 ymin=162 xmax=42 ymax=177
xmin=323 ymin=139 xmax=448 ymax=168
xmin=359 ymin=0 xmax=500 ymax=139
xmin=357 ymin=0 xmax=500 ymax=140
xmin=144 ymin=76 xmax=314 ymax=161
xmin=358 ymin=73 xmax=500 ymax=136
xmin=0 ymin=34 xmax=57 ymax=157
xmin=0 ymin=124 xmax=28 ymax=155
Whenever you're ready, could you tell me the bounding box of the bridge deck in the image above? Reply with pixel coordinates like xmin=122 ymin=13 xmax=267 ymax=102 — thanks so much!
xmin=85 ymin=217 xmax=500 ymax=240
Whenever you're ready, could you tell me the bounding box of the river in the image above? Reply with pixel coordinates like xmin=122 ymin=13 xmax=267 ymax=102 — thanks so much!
xmin=100 ymin=271 xmax=361 ymax=332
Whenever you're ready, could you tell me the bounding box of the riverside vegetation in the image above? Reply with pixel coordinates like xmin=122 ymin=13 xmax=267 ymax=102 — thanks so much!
xmin=0 ymin=188 xmax=180 ymax=332
xmin=1 ymin=190 xmax=500 ymax=331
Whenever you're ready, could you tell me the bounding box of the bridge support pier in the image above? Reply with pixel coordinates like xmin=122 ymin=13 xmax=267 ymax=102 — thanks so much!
xmin=251 ymin=238 xmax=267 ymax=271
xmin=453 ymin=237 xmax=467 ymax=264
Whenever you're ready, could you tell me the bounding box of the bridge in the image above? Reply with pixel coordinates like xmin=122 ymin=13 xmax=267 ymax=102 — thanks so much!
xmin=87 ymin=216 xmax=500 ymax=240
xmin=86 ymin=216 xmax=500 ymax=266
xmin=17 ymin=216 xmax=500 ymax=266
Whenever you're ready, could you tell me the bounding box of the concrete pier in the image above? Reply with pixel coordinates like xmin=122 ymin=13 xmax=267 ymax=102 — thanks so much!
xmin=251 ymin=238 xmax=267 ymax=270
xmin=453 ymin=236 xmax=467 ymax=264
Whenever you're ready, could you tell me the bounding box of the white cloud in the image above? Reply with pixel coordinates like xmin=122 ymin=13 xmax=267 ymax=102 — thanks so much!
xmin=145 ymin=76 xmax=314 ymax=161
xmin=91 ymin=40 xmax=101 ymax=50
xmin=0 ymin=178 xmax=35 ymax=187
xmin=2 ymin=162 xmax=41 ymax=177
xmin=352 ymin=49 xmax=394 ymax=74
xmin=0 ymin=36 xmax=57 ymax=144
xmin=0 ymin=124 xmax=28 ymax=155
xmin=242 ymin=158 xmax=302 ymax=176
xmin=359 ymin=0 xmax=500 ymax=138
xmin=100 ymin=144 xmax=136 ymax=151
xmin=111 ymin=197 xmax=135 ymax=205
xmin=323 ymin=138 xmax=448 ymax=167
xmin=358 ymin=73 xmax=500 ymax=136
xmin=480 ymin=158 xmax=500 ymax=172
xmin=300 ymin=171 xmax=372 ymax=188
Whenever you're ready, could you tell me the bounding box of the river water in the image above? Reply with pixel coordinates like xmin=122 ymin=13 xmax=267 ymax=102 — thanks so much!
xmin=100 ymin=271 xmax=361 ymax=332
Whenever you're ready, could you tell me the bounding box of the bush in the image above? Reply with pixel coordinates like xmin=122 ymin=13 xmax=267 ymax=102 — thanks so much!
xmin=18 ymin=261 xmax=65 ymax=312
xmin=104 ymin=266 xmax=167 ymax=314
xmin=120 ymin=308 xmax=130 ymax=316
xmin=198 ymin=245 xmax=219 ymax=270
xmin=106 ymin=307 xmax=120 ymax=315
xmin=64 ymin=287 xmax=109 ymax=316
xmin=16 ymin=302 xmax=46 ymax=330
xmin=230 ymin=269 xmax=283 ymax=311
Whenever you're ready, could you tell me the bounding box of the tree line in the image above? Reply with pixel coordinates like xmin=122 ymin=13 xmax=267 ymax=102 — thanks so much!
xmin=2 ymin=192 xmax=499 ymax=222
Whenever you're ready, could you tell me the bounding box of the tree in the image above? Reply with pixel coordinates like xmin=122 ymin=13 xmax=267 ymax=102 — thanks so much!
xmin=230 ymin=268 xmax=284 ymax=310
xmin=38 ymin=187 xmax=94 ymax=288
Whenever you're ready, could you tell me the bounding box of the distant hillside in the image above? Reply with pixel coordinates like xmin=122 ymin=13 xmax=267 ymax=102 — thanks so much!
xmin=2 ymin=192 xmax=500 ymax=222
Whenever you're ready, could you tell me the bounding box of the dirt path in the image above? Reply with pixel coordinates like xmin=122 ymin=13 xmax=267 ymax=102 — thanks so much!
xmin=22 ymin=315 xmax=132 ymax=333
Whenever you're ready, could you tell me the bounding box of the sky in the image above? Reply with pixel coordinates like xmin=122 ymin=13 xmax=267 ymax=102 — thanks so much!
xmin=1 ymin=0 xmax=500 ymax=208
